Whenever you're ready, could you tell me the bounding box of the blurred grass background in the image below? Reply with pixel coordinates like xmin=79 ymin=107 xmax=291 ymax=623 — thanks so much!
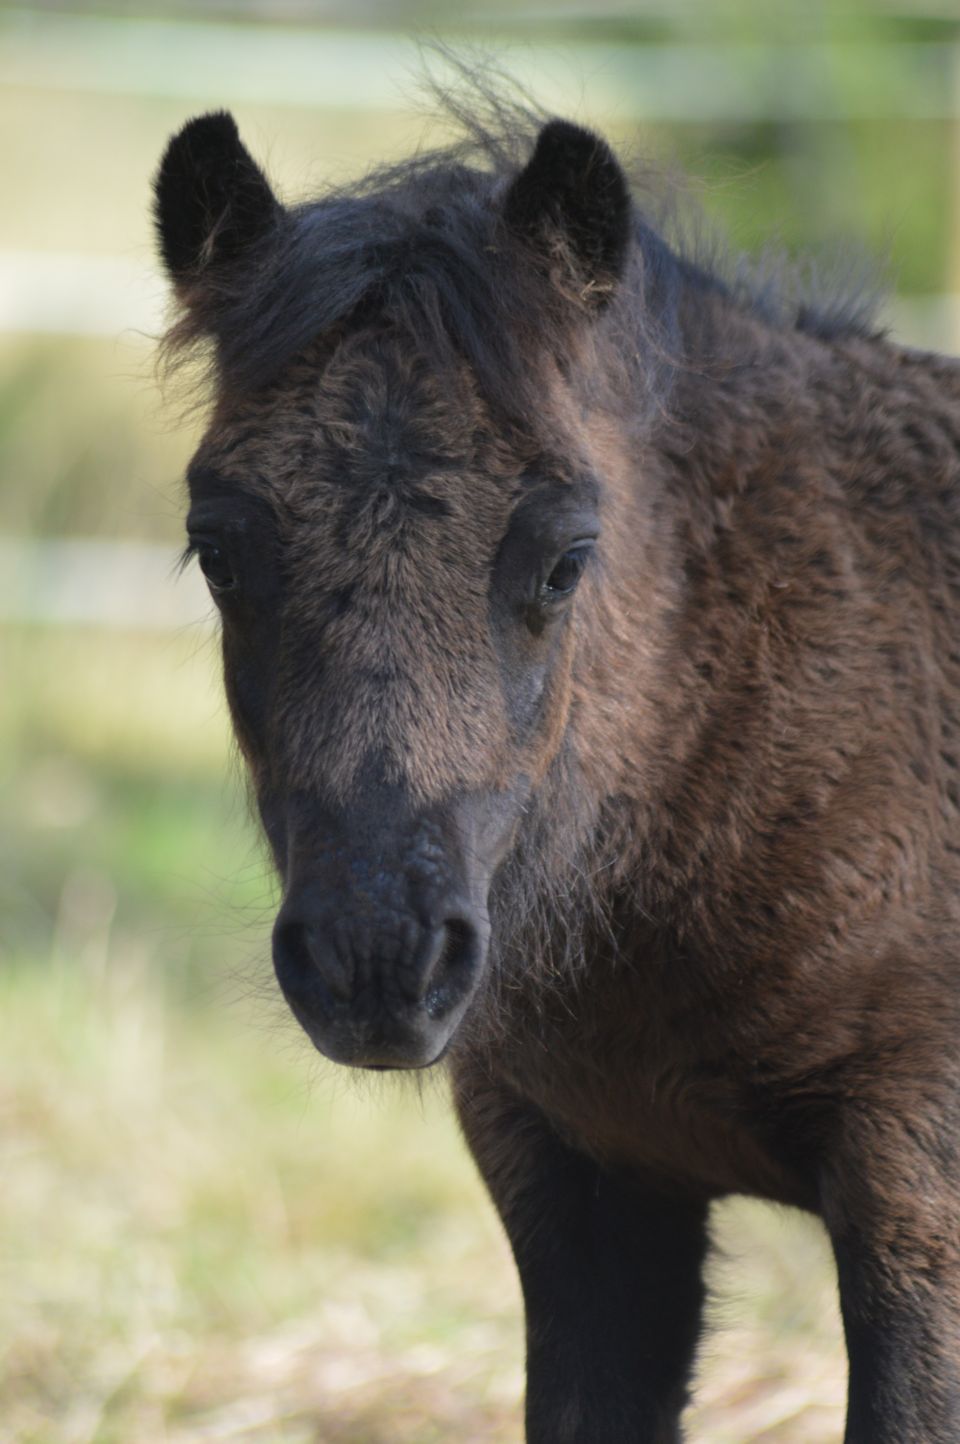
xmin=3 ymin=1 xmax=958 ymax=1439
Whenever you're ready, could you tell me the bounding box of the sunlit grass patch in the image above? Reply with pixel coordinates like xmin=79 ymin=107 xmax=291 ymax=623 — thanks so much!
xmin=0 ymin=931 xmax=850 ymax=1444
xmin=0 ymin=951 xmax=523 ymax=1444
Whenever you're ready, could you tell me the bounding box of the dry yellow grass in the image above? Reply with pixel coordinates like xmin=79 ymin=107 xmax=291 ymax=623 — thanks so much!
xmin=0 ymin=938 xmax=848 ymax=1444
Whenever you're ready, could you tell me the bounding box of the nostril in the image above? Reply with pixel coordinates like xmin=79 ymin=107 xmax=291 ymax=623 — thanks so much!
xmin=272 ymin=918 xmax=313 ymax=1000
xmin=422 ymin=916 xmax=479 ymax=1020
xmin=272 ymin=916 xmax=353 ymax=1007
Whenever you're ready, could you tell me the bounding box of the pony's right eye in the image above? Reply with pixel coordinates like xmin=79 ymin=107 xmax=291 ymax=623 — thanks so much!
xmin=197 ymin=544 xmax=236 ymax=594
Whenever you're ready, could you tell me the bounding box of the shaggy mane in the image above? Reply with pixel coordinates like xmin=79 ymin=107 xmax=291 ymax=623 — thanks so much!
xmin=159 ymin=60 xmax=883 ymax=421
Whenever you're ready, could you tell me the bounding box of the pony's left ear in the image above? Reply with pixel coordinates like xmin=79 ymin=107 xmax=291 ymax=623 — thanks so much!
xmin=504 ymin=119 xmax=632 ymax=308
xmin=153 ymin=111 xmax=281 ymax=291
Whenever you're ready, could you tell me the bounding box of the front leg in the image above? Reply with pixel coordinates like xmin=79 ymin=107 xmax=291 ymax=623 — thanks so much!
xmin=822 ymin=1104 xmax=960 ymax=1443
xmin=453 ymin=1065 xmax=710 ymax=1443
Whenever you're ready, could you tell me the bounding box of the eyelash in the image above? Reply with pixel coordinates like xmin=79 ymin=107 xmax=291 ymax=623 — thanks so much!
xmin=182 ymin=536 xmax=239 ymax=595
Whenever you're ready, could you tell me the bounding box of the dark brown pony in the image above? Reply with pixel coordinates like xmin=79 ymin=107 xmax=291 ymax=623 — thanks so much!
xmin=154 ymin=97 xmax=960 ymax=1442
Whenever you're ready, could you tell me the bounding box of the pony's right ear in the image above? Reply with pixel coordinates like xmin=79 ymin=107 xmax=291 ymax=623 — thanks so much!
xmin=153 ymin=111 xmax=281 ymax=290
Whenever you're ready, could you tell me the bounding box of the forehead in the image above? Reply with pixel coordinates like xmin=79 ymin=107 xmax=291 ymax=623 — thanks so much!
xmin=190 ymin=329 xmax=542 ymax=545
xmin=186 ymin=329 xmax=601 ymax=803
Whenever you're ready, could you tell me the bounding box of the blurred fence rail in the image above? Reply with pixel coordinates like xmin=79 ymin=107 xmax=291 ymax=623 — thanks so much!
xmin=0 ymin=252 xmax=167 ymax=336
xmin=2 ymin=250 xmax=958 ymax=351
xmin=1 ymin=248 xmax=957 ymax=351
xmin=4 ymin=8 xmax=960 ymax=119
xmin=0 ymin=535 xmax=210 ymax=627
xmin=4 ymin=8 xmax=960 ymax=341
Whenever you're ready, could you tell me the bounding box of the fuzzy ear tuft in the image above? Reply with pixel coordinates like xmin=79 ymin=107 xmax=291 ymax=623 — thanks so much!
xmin=153 ymin=111 xmax=281 ymax=286
xmin=504 ymin=119 xmax=632 ymax=306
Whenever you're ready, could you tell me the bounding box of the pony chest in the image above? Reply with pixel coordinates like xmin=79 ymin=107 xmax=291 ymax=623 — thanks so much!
xmin=493 ymin=997 xmax=813 ymax=1206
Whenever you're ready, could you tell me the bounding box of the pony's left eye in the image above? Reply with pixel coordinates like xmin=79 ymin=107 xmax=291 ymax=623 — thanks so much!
xmin=197 ymin=544 xmax=237 ymax=594
xmin=543 ymin=544 xmax=592 ymax=599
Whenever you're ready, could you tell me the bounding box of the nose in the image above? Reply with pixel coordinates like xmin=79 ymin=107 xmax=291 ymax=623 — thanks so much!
xmin=271 ymin=895 xmax=486 ymax=1069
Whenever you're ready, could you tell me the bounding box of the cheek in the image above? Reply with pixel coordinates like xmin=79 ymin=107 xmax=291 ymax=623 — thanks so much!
xmin=253 ymin=786 xmax=288 ymax=873
xmin=505 ymin=625 xmax=577 ymax=782
xmin=507 ymin=656 xmax=549 ymax=728
xmin=222 ymin=624 xmax=278 ymax=774
xmin=530 ymin=646 xmax=576 ymax=783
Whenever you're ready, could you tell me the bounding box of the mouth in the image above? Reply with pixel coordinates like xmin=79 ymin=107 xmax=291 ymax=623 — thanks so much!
xmin=273 ymin=897 xmax=489 ymax=1072
xmin=288 ymin=995 xmax=460 ymax=1072
xmin=357 ymin=1036 xmax=454 ymax=1072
